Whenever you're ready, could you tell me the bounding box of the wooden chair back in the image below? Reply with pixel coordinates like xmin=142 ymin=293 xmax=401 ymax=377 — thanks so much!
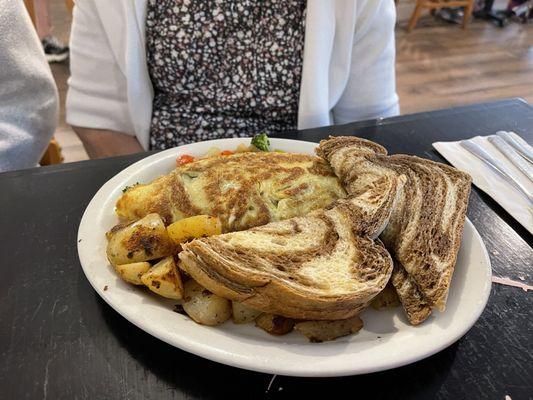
xmin=402 ymin=0 xmax=476 ymax=31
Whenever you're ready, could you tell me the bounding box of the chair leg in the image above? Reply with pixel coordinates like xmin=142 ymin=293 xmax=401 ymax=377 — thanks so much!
xmin=408 ymin=1 xmax=425 ymax=32
xmin=462 ymin=0 xmax=475 ymax=28
xmin=430 ymin=0 xmax=439 ymax=16
xmin=40 ymin=138 xmax=63 ymax=166
xmin=65 ymin=0 xmax=74 ymax=14
xmin=23 ymin=0 xmax=36 ymax=26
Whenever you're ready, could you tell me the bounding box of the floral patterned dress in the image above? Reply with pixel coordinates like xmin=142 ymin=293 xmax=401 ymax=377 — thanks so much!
xmin=146 ymin=0 xmax=306 ymax=149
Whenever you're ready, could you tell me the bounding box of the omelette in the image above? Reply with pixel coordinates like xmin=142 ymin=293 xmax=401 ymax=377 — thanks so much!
xmin=116 ymin=152 xmax=346 ymax=232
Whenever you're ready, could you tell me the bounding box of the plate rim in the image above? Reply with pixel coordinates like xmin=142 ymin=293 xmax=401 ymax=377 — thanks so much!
xmin=77 ymin=137 xmax=492 ymax=377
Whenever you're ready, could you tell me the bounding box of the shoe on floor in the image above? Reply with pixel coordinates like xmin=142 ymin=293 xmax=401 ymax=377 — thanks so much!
xmin=42 ymin=36 xmax=69 ymax=63
xmin=436 ymin=7 xmax=465 ymax=24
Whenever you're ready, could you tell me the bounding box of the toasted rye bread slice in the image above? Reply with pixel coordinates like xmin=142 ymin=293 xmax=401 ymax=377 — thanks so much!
xmin=179 ymin=138 xmax=404 ymax=320
xmin=391 ymin=261 xmax=432 ymax=325
xmin=318 ymin=136 xmax=471 ymax=324
xmin=318 ymin=137 xmax=406 ymax=239
xmin=179 ymin=198 xmax=396 ymax=320
xmin=378 ymin=155 xmax=471 ymax=311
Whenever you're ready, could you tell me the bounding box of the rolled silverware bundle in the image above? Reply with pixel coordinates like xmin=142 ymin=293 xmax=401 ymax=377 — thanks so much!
xmin=460 ymin=140 xmax=533 ymax=206
xmin=496 ymin=131 xmax=533 ymax=164
xmin=488 ymin=135 xmax=533 ymax=182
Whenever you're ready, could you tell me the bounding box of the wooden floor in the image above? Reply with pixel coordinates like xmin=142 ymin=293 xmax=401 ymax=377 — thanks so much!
xmin=47 ymin=0 xmax=533 ymax=162
xmin=396 ymin=16 xmax=533 ymax=114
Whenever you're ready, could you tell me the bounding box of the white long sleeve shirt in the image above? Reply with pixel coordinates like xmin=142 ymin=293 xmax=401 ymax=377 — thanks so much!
xmin=0 ymin=0 xmax=58 ymax=172
xmin=67 ymin=0 xmax=399 ymax=150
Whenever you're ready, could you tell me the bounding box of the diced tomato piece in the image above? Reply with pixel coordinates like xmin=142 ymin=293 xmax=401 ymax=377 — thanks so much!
xmin=176 ymin=154 xmax=195 ymax=166
xmin=220 ymin=150 xmax=233 ymax=156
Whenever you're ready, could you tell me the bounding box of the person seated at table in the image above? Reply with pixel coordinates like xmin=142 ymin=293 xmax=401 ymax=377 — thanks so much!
xmin=0 ymin=0 xmax=58 ymax=172
xmin=66 ymin=0 xmax=399 ymax=159
xmin=33 ymin=0 xmax=70 ymax=63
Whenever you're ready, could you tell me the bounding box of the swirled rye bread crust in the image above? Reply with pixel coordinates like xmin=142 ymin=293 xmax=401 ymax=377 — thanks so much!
xmin=318 ymin=136 xmax=471 ymax=325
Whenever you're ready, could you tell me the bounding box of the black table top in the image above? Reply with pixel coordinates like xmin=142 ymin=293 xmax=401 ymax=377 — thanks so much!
xmin=1 ymin=99 xmax=532 ymax=400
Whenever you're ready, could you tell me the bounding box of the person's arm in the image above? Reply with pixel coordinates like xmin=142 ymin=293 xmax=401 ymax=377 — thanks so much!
xmin=67 ymin=0 xmax=142 ymax=158
xmin=0 ymin=0 xmax=58 ymax=172
xmin=332 ymin=0 xmax=399 ymax=124
xmin=72 ymin=126 xmax=143 ymax=159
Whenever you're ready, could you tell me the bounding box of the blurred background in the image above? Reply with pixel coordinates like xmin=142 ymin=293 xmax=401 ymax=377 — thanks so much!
xmin=32 ymin=0 xmax=533 ymax=164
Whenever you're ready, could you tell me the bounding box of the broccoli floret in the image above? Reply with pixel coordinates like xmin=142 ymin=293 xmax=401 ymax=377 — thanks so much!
xmin=251 ymin=133 xmax=270 ymax=152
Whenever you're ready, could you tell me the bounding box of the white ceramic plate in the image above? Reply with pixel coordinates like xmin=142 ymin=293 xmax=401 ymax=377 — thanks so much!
xmin=78 ymin=138 xmax=492 ymax=377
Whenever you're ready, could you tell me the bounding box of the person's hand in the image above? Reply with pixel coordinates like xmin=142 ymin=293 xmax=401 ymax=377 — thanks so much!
xmin=72 ymin=126 xmax=144 ymax=159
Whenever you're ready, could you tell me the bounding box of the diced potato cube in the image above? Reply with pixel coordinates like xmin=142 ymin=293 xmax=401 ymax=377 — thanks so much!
xmin=167 ymin=215 xmax=222 ymax=244
xmin=114 ymin=261 xmax=151 ymax=285
xmin=182 ymin=280 xmax=232 ymax=326
xmin=141 ymin=257 xmax=183 ymax=299
xmin=106 ymin=213 xmax=174 ymax=265
xmin=234 ymin=143 xmax=251 ymax=153
xmin=204 ymin=147 xmax=221 ymax=158
xmin=255 ymin=313 xmax=294 ymax=335
xmin=232 ymin=301 xmax=261 ymax=324
xmin=371 ymin=284 xmax=401 ymax=310
xmin=294 ymin=316 xmax=363 ymax=343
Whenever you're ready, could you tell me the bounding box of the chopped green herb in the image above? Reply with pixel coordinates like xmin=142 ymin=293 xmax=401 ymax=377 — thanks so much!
xmin=122 ymin=182 xmax=140 ymax=193
xmin=251 ymin=133 xmax=270 ymax=152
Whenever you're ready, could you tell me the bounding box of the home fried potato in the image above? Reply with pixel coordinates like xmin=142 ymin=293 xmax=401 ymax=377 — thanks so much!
xmin=114 ymin=261 xmax=151 ymax=285
xmin=234 ymin=143 xmax=252 ymax=153
xmin=232 ymin=301 xmax=261 ymax=324
xmin=141 ymin=257 xmax=183 ymax=299
xmin=204 ymin=147 xmax=222 ymax=157
xmin=182 ymin=280 xmax=231 ymax=326
xmin=255 ymin=313 xmax=294 ymax=335
xmin=167 ymin=215 xmax=222 ymax=244
xmin=371 ymin=283 xmax=401 ymax=310
xmin=294 ymin=316 xmax=363 ymax=343
xmin=106 ymin=213 xmax=174 ymax=265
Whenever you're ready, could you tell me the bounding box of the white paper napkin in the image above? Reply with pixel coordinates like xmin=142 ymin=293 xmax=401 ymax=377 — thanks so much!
xmin=433 ymin=132 xmax=533 ymax=234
